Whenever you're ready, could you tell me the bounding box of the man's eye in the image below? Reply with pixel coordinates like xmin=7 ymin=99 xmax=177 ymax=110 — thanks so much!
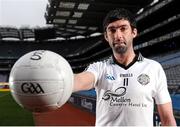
xmin=121 ymin=26 xmax=129 ymax=32
xmin=109 ymin=28 xmax=116 ymax=33
xmin=120 ymin=27 xmax=126 ymax=32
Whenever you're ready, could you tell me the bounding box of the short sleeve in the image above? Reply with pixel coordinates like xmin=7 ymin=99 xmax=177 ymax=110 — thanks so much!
xmin=85 ymin=62 xmax=100 ymax=87
xmin=154 ymin=64 xmax=171 ymax=104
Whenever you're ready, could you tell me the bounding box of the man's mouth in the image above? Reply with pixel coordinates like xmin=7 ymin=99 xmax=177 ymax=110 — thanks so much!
xmin=113 ymin=42 xmax=126 ymax=47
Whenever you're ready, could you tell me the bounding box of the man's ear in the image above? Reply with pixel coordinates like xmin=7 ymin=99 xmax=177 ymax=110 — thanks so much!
xmin=104 ymin=32 xmax=108 ymax=42
xmin=132 ymin=28 xmax=138 ymax=38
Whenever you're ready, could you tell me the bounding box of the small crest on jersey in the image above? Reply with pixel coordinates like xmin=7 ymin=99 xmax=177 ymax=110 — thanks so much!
xmin=137 ymin=74 xmax=150 ymax=85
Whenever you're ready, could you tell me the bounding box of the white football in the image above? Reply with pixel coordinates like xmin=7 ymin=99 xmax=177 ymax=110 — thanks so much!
xmin=9 ymin=50 xmax=74 ymax=112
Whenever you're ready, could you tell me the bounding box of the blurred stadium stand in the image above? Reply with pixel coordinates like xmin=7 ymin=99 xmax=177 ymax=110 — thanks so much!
xmin=0 ymin=0 xmax=180 ymax=125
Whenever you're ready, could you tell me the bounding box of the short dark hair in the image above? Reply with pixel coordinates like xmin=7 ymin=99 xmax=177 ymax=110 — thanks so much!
xmin=103 ymin=8 xmax=137 ymax=32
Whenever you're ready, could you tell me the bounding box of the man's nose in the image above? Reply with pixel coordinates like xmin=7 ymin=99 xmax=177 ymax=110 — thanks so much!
xmin=114 ymin=29 xmax=123 ymax=39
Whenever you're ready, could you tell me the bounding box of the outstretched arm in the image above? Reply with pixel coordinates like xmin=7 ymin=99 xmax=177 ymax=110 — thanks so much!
xmin=157 ymin=102 xmax=176 ymax=126
xmin=73 ymin=71 xmax=95 ymax=92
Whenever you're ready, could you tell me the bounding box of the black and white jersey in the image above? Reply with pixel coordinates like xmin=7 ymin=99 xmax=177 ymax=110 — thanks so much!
xmin=86 ymin=53 xmax=171 ymax=126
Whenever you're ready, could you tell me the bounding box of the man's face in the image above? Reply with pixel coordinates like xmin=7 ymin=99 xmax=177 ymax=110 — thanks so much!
xmin=104 ymin=19 xmax=137 ymax=54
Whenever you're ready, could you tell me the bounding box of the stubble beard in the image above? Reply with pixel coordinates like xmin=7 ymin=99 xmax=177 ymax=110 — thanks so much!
xmin=113 ymin=44 xmax=127 ymax=54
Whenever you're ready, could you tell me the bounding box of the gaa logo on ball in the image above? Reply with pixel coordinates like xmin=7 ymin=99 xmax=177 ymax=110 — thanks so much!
xmin=21 ymin=82 xmax=44 ymax=94
xmin=9 ymin=50 xmax=74 ymax=112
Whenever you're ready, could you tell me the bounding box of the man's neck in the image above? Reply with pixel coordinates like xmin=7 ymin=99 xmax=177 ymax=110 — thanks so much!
xmin=113 ymin=50 xmax=136 ymax=66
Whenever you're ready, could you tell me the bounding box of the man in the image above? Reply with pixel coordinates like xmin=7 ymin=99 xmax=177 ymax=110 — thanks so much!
xmin=73 ymin=8 xmax=176 ymax=126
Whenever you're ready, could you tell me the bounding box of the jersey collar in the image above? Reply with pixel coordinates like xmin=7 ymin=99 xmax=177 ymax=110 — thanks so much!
xmin=111 ymin=52 xmax=144 ymax=70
